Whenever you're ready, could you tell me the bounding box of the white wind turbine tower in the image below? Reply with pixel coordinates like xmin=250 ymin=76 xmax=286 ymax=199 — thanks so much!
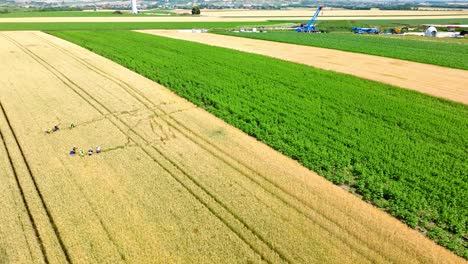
xmin=131 ymin=0 xmax=138 ymax=14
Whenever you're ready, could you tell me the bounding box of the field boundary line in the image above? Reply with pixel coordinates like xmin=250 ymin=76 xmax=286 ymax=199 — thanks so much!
xmin=13 ymin=33 xmax=289 ymax=264
xmin=36 ymin=32 xmax=404 ymax=263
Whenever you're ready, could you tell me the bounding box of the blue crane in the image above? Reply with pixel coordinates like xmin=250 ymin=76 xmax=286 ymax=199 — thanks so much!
xmin=296 ymin=6 xmax=323 ymax=33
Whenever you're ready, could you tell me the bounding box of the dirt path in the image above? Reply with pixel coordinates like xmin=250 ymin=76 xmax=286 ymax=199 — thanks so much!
xmin=0 ymin=15 xmax=467 ymax=23
xmin=0 ymin=31 xmax=464 ymax=263
xmin=139 ymin=30 xmax=468 ymax=104
xmin=179 ymin=8 xmax=468 ymax=17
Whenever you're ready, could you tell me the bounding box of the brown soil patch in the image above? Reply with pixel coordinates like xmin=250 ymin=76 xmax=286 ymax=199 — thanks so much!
xmin=139 ymin=30 xmax=468 ymax=104
xmin=0 ymin=31 xmax=464 ymax=263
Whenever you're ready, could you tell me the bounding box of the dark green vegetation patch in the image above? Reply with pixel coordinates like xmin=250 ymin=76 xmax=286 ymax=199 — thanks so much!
xmin=217 ymin=31 xmax=468 ymax=70
xmin=50 ymin=30 xmax=468 ymax=258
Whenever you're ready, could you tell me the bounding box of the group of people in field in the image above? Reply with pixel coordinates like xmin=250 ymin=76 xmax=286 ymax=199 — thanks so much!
xmin=45 ymin=123 xmax=102 ymax=157
xmin=70 ymin=146 xmax=101 ymax=157
xmin=45 ymin=123 xmax=74 ymax=134
xmin=45 ymin=124 xmax=61 ymax=134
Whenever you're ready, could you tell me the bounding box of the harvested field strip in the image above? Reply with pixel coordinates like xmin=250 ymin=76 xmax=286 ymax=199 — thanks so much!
xmin=50 ymin=30 xmax=468 ymax=258
xmin=35 ymin=33 xmax=390 ymax=263
xmin=217 ymin=31 xmax=468 ymax=70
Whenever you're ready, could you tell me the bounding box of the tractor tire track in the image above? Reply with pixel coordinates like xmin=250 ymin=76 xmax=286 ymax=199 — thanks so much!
xmin=0 ymin=109 xmax=48 ymax=264
xmin=0 ymin=100 xmax=71 ymax=263
xmin=35 ymin=33 xmax=405 ymax=263
xmin=10 ymin=32 xmax=288 ymax=264
xmin=4 ymin=166 xmax=39 ymax=263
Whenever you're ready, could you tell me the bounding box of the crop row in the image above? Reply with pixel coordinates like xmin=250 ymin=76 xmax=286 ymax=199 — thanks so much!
xmin=217 ymin=31 xmax=468 ymax=70
xmin=50 ymin=30 xmax=468 ymax=258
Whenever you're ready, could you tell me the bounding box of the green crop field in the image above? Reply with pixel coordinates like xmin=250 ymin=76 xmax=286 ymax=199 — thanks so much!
xmin=0 ymin=21 xmax=278 ymax=31
xmin=217 ymin=31 xmax=468 ymax=70
xmin=50 ymin=30 xmax=468 ymax=258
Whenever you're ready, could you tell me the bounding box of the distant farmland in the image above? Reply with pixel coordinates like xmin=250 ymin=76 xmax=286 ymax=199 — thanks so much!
xmin=50 ymin=30 xmax=468 ymax=259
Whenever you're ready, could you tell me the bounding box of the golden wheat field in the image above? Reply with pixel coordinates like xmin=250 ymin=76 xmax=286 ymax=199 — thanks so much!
xmin=0 ymin=31 xmax=465 ymax=263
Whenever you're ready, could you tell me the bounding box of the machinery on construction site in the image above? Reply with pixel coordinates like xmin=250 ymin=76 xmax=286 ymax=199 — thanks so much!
xmin=351 ymin=27 xmax=379 ymax=34
xmin=422 ymin=24 xmax=468 ymax=37
xmin=425 ymin=26 xmax=437 ymax=37
xmin=388 ymin=27 xmax=409 ymax=34
xmin=296 ymin=6 xmax=323 ymax=33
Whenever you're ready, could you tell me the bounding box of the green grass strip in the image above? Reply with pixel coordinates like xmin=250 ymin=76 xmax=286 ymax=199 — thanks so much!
xmin=215 ymin=31 xmax=468 ymax=70
xmin=0 ymin=21 xmax=278 ymax=31
xmin=49 ymin=30 xmax=468 ymax=258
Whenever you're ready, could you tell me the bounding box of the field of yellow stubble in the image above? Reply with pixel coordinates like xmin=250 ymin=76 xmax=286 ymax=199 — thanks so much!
xmin=0 ymin=31 xmax=464 ymax=263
